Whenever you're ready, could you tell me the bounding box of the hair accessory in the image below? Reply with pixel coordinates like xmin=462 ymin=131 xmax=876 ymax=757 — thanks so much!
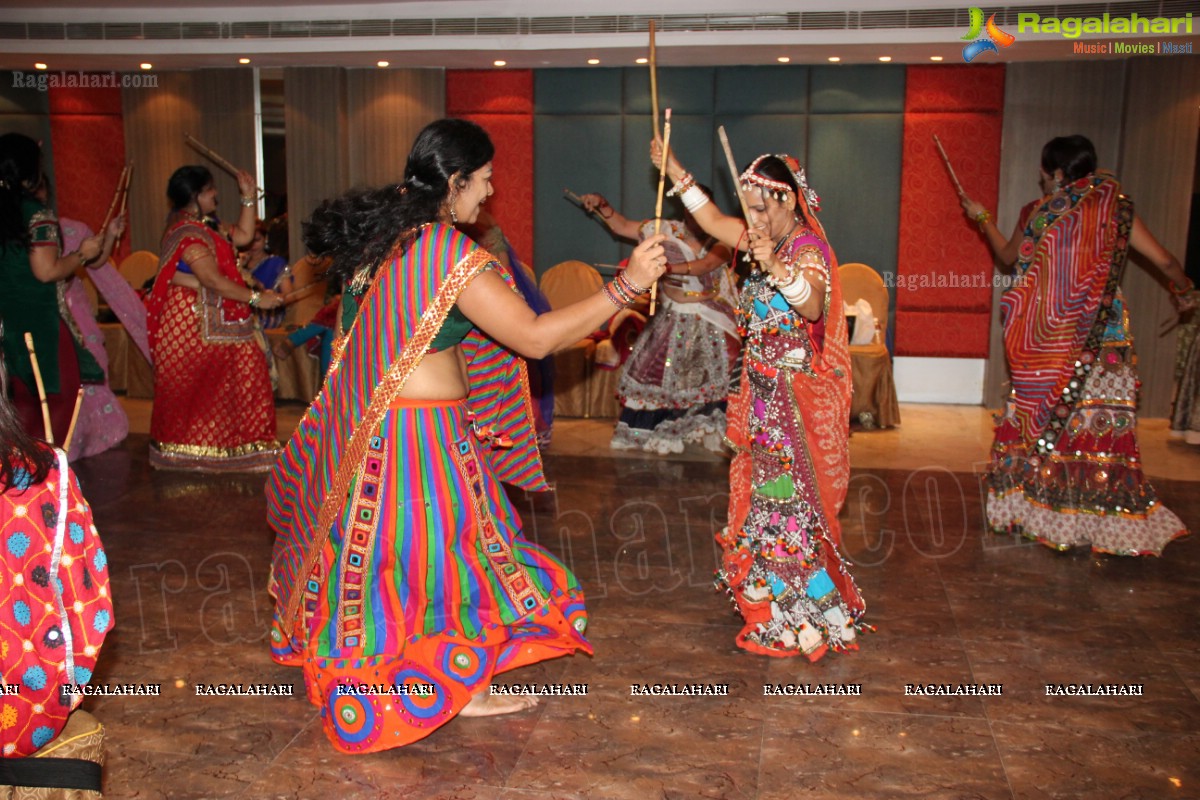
xmin=739 ymin=153 xmax=821 ymax=212
xmin=0 ymin=179 xmax=9 ymax=191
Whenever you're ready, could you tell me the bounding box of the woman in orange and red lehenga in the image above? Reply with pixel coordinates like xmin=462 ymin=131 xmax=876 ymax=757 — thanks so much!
xmin=961 ymin=135 xmax=1194 ymax=555
xmin=145 ymin=166 xmax=284 ymax=472
xmin=655 ymin=140 xmax=865 ymax=660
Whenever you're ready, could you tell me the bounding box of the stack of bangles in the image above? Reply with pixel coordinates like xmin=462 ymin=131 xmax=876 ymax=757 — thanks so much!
xmin=248 ymin=290 xmax=261 ymax=307
xmin=766 ymin=263 xmax=813 ymax=306
xmin=667 ymin=171 xmax=709 ymax=214
xmin=973 ymin=209 xmax=993 ymax=231
xmin=602 ymin=271 xmax=651 ymax=309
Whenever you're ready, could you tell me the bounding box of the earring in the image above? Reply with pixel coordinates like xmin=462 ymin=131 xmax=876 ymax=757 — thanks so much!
xmin=450 ymin=205 xmax=458 ymax=224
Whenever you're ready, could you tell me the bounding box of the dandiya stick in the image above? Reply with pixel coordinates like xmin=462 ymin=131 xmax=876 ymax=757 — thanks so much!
xmin=717 ymin=125 xmax=755 ymax=240
xmin=22 ymin=332 xmax=54 ymax=443
xmin=62 ymin=387 xmax=85 ymax=454
xmin=100 ymin=164 xmax=129 ymax=231
xmin=185 ymin=133 xmax=240 ymax=178
xmin=563 ymin=188 xmax=614 ymax=230
xmin=932 ymin=134 xmax=966 ymax=198
xmin=115 ymin=161 xmax=132 ymax=219
xmin=649 ymin=20 xmax=661 ymax=141
xmin=650 ymin=109 xmax=673 ymax=316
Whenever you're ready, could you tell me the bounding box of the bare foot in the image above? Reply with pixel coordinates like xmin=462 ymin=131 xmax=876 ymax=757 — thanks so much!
xmin=459 ymin=690 xmax=540 ymax=717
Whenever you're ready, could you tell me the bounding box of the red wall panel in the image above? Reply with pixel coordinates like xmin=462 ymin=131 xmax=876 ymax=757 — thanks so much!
xmin=896 ymin=65 xmax=1004 ymax=358
xmin=447 ymin=70 xmax=535 ymax=265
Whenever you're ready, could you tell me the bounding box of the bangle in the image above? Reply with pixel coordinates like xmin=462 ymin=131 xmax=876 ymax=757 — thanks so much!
xmin=73 ymin=250 xmax=91 ymax=266
xmin=602 ymin=282 xmax=627 ymax=309
xmin=248 ymin=290 xmax=261 ymax=308
xmin=974 ymin=209 xmax=993 ymax=230
xmin=240 ymin=196 xmax=256 ymax=207
xmin=681 ymin=185 xmax=710 ymax=214
xmin=599 ymin=205 xmax=614 ymax=220
xmin=666 ymin=172 xmax=696 ymax=197
xmin=617 ymin=270 xmax=650 ymax=296
xmin=1170 ymin=281 xmax=1195 ymax=297
xmin=778 ymin=275 xmax=813 ymax=307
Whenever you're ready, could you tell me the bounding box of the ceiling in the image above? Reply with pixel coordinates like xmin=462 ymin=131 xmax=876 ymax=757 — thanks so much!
xmin=1 ymin=1 xmax=1196 ymax=71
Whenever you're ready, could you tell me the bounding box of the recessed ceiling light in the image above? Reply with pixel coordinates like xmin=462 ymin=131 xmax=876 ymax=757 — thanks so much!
xmin=930 ymin=56 xmax=944 ymax=62
xmin=377 ymin=60 xmax=389 ymax=67
xmin=493 ymin=60 xmax=506 ymax=67
xmin=587 ymin=58 xmax=600 ymax=65
xmin=879 ymin=56 xmax=892 ymax=62
xmin=238 ymin=57 xmax=251 ymax=64
xmin=139 ymin=63 xmax=152 ymax=70
xmin=635 ymin=57 xmax=648 ymax=64
xmin=828 ymin=56 xmax=841 ymax=63
xmin=34 ymin=62 xmax=47 ymax=70
xmin=777 ymin=56 xmax=791 ymax=63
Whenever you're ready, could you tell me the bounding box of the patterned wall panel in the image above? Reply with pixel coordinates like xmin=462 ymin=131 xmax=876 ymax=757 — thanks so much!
xmin=895 ymin=64 xmax=1005 ymax=359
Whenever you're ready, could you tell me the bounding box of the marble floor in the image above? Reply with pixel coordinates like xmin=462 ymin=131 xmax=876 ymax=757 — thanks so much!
xmin=71 ymin=401 xmax=1200 ymax=799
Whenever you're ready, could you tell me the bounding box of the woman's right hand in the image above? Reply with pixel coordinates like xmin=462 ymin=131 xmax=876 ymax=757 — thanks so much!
xmin=257 ymin=290 xmax=285 ymax=310
xmin=624 ymin=234 xmax=668 ymax=291
xmin=78 ymin=234 xmax=104 ymax=263
xmin=580 ymin=193 xmax=611 ymax=216
xmin=960 ymin=194 xmax=988 ymax=220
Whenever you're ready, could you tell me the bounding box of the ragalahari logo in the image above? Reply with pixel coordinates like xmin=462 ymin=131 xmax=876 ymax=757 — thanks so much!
xmin=961 ymin=7 xmax=1016 ymax=62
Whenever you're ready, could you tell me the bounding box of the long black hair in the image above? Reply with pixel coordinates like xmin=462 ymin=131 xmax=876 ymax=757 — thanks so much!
xmin=1041 ymin=135 xmax=1097 ymax=183
xmin=0 ymin=318 xmax=55 ymax=492
xmin=0 ymin=132 xmax=44 ymax=251
xmin=304 ymin=118 xmax=495 ymax=283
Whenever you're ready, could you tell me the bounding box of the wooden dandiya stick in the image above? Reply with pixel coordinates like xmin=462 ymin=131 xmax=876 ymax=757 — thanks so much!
xmin=22 ymin=333 xmax=54 ymax=444
xmin=650 ymin=109 xmax=673 ymax=316
xmin=62 ymin=387 xmax=85 ymax=454
xmin=649 ymin=20 xmax=661 ymax=141
xmin=563 ymin=188 xmax=614 ymax=230
xmin=185 ymin=133 xmax=240 ymax=178
xmin=932 ymin=134 xmax=966 ymax=198
xmin=100 ymin=163 xmax=129 ymax=232
xmin=717 ymin=125 xmax=755 ymax=240
xmin=115 ymin=161 xmax=132 ymax=219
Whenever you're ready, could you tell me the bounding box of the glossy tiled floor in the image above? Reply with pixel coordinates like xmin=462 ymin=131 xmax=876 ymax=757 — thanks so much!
xmin=72 ymin=401 xmax=1200 ymax=799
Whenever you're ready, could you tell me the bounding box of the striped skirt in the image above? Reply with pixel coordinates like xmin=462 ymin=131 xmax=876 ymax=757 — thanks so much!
xmin=271 ymin=397 xmax=590 ymax=752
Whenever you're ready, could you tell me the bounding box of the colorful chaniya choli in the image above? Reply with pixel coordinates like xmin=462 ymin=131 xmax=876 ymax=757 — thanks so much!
xmin=717 ymin=228 xmax=865 ymax=660
xmin=987 ymin=173 xmax=1187 ymax=556
xmin=267 ymin=224 xmax=589 ymax=753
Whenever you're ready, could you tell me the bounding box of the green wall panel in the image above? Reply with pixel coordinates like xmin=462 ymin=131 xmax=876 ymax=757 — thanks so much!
xmin=715 ymin=66 xmax=809 ymax=114
xmin=624 ymin=67 xmax=716 ymax=116
xmin=811 ymin=65 xmax=906 ymax=113
xmin=534 ymin=69 xmax=623 ymax=114
xmin=534 ymin=114 xmax=624 ymax=271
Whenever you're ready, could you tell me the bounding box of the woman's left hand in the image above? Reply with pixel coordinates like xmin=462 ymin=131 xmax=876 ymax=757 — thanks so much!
xmin=105 ymin=212 xmax=126 ymax=241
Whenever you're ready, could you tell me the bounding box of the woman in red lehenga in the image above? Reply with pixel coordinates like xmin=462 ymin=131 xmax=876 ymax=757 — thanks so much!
xmin=145 ymin=166 xmax=284 ymax=472
xmin=654 ymin=140 xmax=865 ymax=660
xmin=961 ymin=135 xmax=1194 ymax=555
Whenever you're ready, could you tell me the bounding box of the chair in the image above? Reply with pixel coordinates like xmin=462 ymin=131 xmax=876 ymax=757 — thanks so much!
xmin=540 ymin=261 xmax=608 ymax=418
xmin=118 ymin=250 xmax=159 ymax=292
xmin=838 ymin=263 xmax=900 ymax=429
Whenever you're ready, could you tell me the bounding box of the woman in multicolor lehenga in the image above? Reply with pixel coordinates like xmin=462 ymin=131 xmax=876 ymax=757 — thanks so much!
xmin=653 ymin=141 xmax=865 ymax=660
xmin=267 ymin=119 xmax=667 ymax=752
xmin=578 ymin=192 xmax=738 ymax=455
xmin=961 ymin=135 xmax=1193 ymax=555
xmin=146 ymin=165 xmax=284 ymax=472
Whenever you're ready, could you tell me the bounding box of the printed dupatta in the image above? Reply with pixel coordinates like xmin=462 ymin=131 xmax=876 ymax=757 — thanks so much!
xmin=1001 ymin=173 xmax=1132 ymax=450
xmin=267 ymin=223 xmax=548 ymax=630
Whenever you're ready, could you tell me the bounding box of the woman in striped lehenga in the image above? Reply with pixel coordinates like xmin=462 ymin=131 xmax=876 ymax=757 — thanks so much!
xmin=266 ymin=119 xmax=668 ymax=753
xmin=962 ymin=135 xmax=1194 ymax=555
